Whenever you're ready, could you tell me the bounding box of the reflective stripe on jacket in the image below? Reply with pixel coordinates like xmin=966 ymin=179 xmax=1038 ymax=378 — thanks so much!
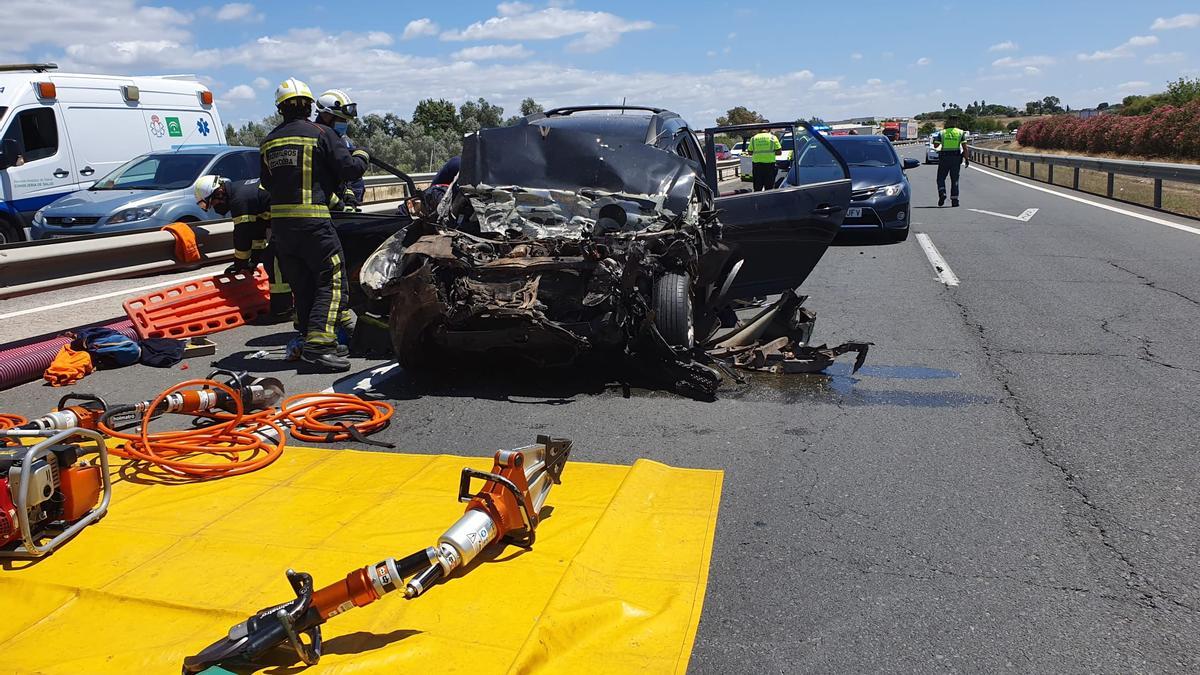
xmin=259 ymin=119 xmax=367 ymax=222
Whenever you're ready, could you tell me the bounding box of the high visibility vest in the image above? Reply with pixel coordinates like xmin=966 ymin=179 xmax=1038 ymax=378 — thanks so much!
xmin=749 ymin=132 xmax=781 ymax=164
xmin=941 ymin=127 xmax=965 ymax=151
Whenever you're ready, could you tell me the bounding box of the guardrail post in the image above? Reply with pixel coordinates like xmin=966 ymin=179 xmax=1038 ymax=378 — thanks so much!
xmin=1073 ymin=167 xmax=1080 ymax=190
xmin=1107 ymin=173 xmax=1114 ymax=198
xmin=1016 ymin=159 xmax=1021 ymax=175
xmin=1154 ymin=179 xmax=1163 ymax=209
xmin=1047 ymin=164 xmax=1054 ymax=185
xmin=1030 ymin=161 xmax=1036 ymax=179
xmin=1004 ymin=157 xmax=1009 ymax=172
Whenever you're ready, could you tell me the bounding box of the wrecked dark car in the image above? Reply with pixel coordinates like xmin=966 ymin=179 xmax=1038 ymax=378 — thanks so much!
xmin=358 ymin=107 xmax=855 ymax=392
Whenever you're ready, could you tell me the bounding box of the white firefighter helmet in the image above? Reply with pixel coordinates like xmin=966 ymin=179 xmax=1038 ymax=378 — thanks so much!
xmin=316 ymin=89 xmax=358 ymax=120
xmin=193 ymin=174 xmax=228 ymax=210
xmin=274 ymin=78 xmax=314 ymax=106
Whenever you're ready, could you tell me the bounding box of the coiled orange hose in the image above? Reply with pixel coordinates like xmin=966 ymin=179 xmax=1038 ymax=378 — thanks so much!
xmin=0 ymin=413 xmax=26 ymax=430
xmin=99 ymin=379 xmax=287 ymax=479
xmin=92 ymin=380 xmax=393 ymax=479
xmin=278 ymin=393 xmax=394 ymax=444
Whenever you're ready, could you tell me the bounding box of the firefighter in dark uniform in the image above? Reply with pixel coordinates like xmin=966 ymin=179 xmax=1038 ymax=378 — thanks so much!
xmin=315 ymin=88 xmax=366 ymax=211
xmin=193 ymin=174 xmax=293 ymax=319
xmin=260 ymin=78 xmax=369 ymax=372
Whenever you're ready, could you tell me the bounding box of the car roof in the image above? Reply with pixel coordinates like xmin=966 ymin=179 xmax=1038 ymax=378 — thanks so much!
xmin=528 ymin=107 xmax=686 ymax=145
xmin=143 ymin=145 xmax=255 ymax=157
xmin=825 ymin=135 xmax=888 ymax=141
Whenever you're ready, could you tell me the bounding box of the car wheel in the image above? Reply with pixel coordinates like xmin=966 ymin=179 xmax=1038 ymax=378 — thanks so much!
xmin=388 ymin=277 xmax=444 ymax=370
xmin=0 ymin=215 xmax=22 ymax=244
xmin=652 ymin=272 xmax=694 ymax=348
xmin=886 ymin=227 xmax=910 ymax=242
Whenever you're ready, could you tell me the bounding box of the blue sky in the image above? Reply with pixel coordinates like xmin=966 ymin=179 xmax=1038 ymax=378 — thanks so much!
xmin=5 ymin=1 xmax=1198 ymax=127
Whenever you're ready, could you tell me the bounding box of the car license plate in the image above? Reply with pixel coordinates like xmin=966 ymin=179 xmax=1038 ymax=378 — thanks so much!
xmin=846 ymin=208 xmax=862 ymax=218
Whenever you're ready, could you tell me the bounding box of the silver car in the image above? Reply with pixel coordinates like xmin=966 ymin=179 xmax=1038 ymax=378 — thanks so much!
xmin=30 ymin=145 xmax=259 ymax=239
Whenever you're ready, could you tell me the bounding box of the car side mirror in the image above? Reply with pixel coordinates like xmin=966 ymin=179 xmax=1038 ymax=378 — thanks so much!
xmin=0 ymin=138 xmax=19 ymax=170
xmin=902 ymin=158 xmax=920 ymax=170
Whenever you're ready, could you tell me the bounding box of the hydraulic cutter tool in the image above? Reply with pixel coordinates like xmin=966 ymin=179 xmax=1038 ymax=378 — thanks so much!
xmin=182 ymin=435 xmax=571 ymax=673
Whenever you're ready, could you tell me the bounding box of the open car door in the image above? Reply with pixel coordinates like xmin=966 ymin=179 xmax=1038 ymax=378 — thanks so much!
xmin=703 ymin=121 xmax=850 ymax=299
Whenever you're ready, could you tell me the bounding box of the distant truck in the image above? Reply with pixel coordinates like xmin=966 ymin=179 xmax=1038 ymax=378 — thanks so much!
xmin=0 ymin=63 xmax=225 ymax=243
xmin=881 ymin=120 xmax=918 ymax=142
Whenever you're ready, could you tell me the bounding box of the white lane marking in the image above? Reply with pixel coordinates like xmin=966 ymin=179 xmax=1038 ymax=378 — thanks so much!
xmin=970 ymin=165 xmax=1200 ymax=236
xmin=0 ymin=268 xmax=221 ymax=320
xmin=968 ymin=207 xmax=1038 ymax=222
xmin=915 ymin=233 xmax=960 ymax=286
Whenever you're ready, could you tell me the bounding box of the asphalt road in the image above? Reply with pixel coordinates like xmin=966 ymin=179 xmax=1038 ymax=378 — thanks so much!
xmin=4 ymin=143 xmax=1199 ymax=672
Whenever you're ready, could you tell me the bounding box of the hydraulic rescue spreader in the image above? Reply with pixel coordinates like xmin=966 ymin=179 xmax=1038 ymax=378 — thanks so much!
xmin=182 ymin=435 xmax=572 ymax=673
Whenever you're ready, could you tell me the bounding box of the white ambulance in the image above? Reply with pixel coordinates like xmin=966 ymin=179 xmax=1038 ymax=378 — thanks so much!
xmin=0 ymin=64 xmax=225 ymax=243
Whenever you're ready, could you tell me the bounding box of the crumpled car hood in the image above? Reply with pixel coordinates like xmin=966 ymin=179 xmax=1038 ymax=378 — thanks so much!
xmin=460 ymin=122 xmax=700 ymax=239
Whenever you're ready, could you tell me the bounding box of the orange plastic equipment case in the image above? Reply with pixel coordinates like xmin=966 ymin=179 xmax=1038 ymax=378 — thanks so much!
xmin=124 ymin=271 xmax=270 ymax=340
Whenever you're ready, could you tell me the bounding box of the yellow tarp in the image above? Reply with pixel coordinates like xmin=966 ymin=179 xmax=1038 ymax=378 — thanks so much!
xmin=0 ymin=446 xmax=722 ymax=674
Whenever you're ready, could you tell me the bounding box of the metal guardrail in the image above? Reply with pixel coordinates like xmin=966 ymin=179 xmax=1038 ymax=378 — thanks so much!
xmin=968 ymin=145 xmax=1200 ymax=211
xmin=1 ymin=160 xmax=742 ymax=300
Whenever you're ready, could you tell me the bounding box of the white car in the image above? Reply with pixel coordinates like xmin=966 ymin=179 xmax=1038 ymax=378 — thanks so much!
xmin=925 ymin=141 xmax=940 ymax=164
xmin=730 ymin=141 xmax=747 ymax=157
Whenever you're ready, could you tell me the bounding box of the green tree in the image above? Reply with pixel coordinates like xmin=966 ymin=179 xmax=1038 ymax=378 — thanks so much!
xmin=412 ymin=99 xmax=460 ymax=134
xmin=520 ymin=98 xmax=544 ymax=116
xmin=1165 ymin=77 xmax=1200 ymax=105
xmin=918 ymin=121 xmax=937 ymax=136
xmin=459 ymin=98 xmax=505 ymax=133
xmin=716 ymin=106 xmax=768 ymax=127
xmin=1006 ymin=120 xmax=1021 ymax=131
xmin=1041 ymin=96 xmax=1063 ymax=113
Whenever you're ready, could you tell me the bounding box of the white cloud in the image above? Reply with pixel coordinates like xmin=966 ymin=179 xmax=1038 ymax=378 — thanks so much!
xmin=223 ymin=84 xmax=256 ymax=101
xmin=1077 ymin=35 xmax=1158 ymax=61
xmin=811 ymin=80 xmax=839 ymax=91
xmin=366 ymin=31 xmax=394 ymax=46
xmin=1023 ymin=66 xmax=1042 ymax=76
xmin=1118 ymin=80 xmax=1151 ymax=91
xmin=252 ymin=77 xmax=270 ymax=89
xmin=850 ymin=52 xmax=863 ymax=60
xmin=1151 ymin=13 xmax=1200 ymax=30
xmin=988 ymin=40 xmax=1017 ymax=52
xmin=451 ymin=44 xmax=533 ymax=60
xmin=992 ymin=55 xmax=1054 ymax=68
xmin=440 ymin=7 xmax=652 ymax=53
xmin=215 ymin=3 xmax=261 ymax=22
xmin=2 ymin=0 xmax=191 ymax=54
xmin=866 ymin=78 xmax=881 ymax=85
xmin=497 ymin=1 xmax=533 ymax=15
xmin=64 ymin=40 xmax=196 ymax=68
xmin=1145 ymin=51 xmax=1186 ymax=65
xmin=916 ymin=57 xmax=931 ymax=66
xmin=402 ymin=18 xmax=440 ymax=40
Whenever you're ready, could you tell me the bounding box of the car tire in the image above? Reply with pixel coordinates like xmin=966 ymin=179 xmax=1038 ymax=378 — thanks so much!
xmin=388 ymin=283 xmax=444 ymax=370
xmin=887 ymin=227 xmax=910 ymax=242
xmin=0 ymin=214 xmax=22 ymax=245
xmin=652 ymin=272 xmax=694 ymax=348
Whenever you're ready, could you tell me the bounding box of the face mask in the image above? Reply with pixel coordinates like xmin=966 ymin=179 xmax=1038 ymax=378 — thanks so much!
xmin=333 ymin=121 xmax=349 ymax=136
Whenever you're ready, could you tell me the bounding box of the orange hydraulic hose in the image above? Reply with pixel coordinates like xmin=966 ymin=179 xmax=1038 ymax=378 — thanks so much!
xmin=0 ymin=413 xmax=27 ymax=430
xmin=277 ymin=394 xmax=393 ymax=444
xmin=99 ymin=379 xmax=286 ymax=479
xmin=93 ymin=380 xmax=393 ymax=480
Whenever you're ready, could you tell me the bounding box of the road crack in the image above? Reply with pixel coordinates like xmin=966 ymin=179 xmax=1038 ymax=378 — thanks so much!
xmin=1108 ymin=261 xmax=1200 ymax=308
xmin=944 ymin=286 xmax=1196 ymax=613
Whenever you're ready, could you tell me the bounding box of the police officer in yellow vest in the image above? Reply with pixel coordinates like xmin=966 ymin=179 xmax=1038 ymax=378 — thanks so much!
xmin=932 ymin=112 xmax=969 ymax=207
xmin=748 ymin=129 xmax=782 ymax=192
